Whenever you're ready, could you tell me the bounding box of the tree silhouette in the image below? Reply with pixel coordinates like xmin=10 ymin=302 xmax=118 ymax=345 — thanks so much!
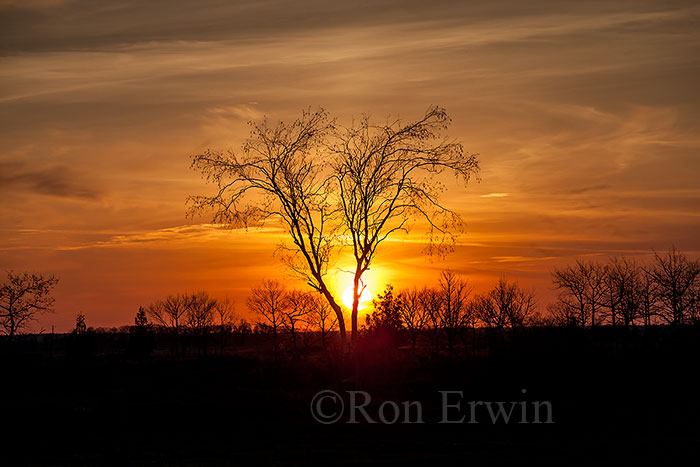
xmin=146 ymin=293 xmax=188 ymax=358
xmin=646 ymin=247 xmax=700 ymax=325
xmin=399 ymin=286 xmax=429 ymax=354
xmin=329 ymin=106 xmax=479 ymax=344
xmin=189 ymin=109 xmax=348 ymax=348
xmin=0 ymin=271 xmax=58 ymax=340
xmin=190 ymin=106 xmax=479 ymax=349
xmin=437 ymin=270 xmax=472 ymax=355
xmin=185 ymin=291 xmax=217 ymax=356
xmin=130 ymin=306 xmax=153 ymax=359
xmin=308 ymin=293 xmax=338 ymax=350
xmin=365 ymin=285 xmax=404 ymax=332
xmin=604 ymin=257 xmax=642 ymax=327
xmin=214 ymin=298 xmax=237 ymax=355
xmin=247 ymin=280 xmax=287 ymax=361
xmin=473 ymin=278 xmax=537 ymax=333
xmin=552 ymin=260 xmax=606 ymax=327
xmin=281 ymin=290 xmax=312 ymax=357
xmin=134 ymin=307 xmax=149 ymax=328
xmin=74 ymin=313 xmax=87 ymax=334
xmin=420 ymin=286 xmax=443 ymax=355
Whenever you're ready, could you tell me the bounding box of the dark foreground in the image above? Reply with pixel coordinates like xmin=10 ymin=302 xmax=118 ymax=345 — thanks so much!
xmin=2 ymin=327 xmax=699 ymax=466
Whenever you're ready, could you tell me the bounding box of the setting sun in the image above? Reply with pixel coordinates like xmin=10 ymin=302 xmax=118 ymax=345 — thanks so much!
xmin=342 ymin=286 xmax=372 ymax=310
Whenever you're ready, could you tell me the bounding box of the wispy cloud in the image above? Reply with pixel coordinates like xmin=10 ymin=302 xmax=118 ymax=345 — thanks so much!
xmin=0 ymin=160 xmax=100 ymax=200
xmin=480 ymin=192 xmax=510 ymax=198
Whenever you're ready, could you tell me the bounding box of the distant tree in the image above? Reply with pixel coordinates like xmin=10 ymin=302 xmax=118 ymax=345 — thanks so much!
xmin=308 ymin=293 xmax=338 ymax=350
xmin=399 ymin=286 xmax=429 ymax=354
xmin=420 ymin=287 xmax=443 ymax=355
xmin=134 ymin=307 xmax=149 ymax=328
xmin=604 ymin=257 xmax=642 ymax=327
xmin=185 ymin=291 xmax=217 ymax=356
xmin=73 ymin=313 xmax=87 ymax=334
xmin=281 ymin=290 xmax=313 ymax=356
xmin=130 ymin=307 xmax=153 ymax=359
xmin=438 ymin=271 xmax=472 ymax=355
xmin=214 ymin=298 xmax=237 ymax=355
xmin=473 ymin=278 xmax=537 ymax=332
xmin=237 ymin=318 xmax=252 ymax=334
xmin=329 ymin=106 xmax=479 ymax=345
xmin=247 ymin=280 xmax=287 ymax=361
xmin=552 ymin=260 xmax=606 ymax=327
xmin=547 ymin=301 xmax=580 ymax=327
xmin=0 ymin=271 xmax=58 ymax=340
xmin=637 ymin=271 xmax=659 ymax=327
xmin=146 ymin=294 xmax=188 ymax=358
xmin=365 ymin=285 xmax=405 ymax=335
xmin=645 ymin=247 xmax=700 ymax=325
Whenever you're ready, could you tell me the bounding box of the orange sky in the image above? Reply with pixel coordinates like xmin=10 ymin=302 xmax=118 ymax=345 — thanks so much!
xmin=1 ymin=0 xmax=699 ymax=332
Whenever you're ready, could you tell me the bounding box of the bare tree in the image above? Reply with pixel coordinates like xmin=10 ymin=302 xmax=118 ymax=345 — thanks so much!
xmin=308 ymin=293 xmax=338 ymax=350
xmin=438 ymin=270 xmax=472 ymax=355
xmin=604 ymin=257 xmax=642 ymax=327
xmin=637 ymin=271 xmax=659 ymax=327
xmin=214 ymin=297 xmax=237 ymax=355
xmin=0 ymin=271 xmax=58 ymax=340
xmin=645 ymin=247 xmax=700 ymax=325
xmin=185 ymin=291 xmax=217 ymax=356
xmin=191 ymin=107 xmax=479 ymax=349
xmin=329 ymin=106 xmax=479 ymax=345
xmin=399 ymin=286 xmax=429 ymax=354
xmin=473 ymin=278 xmax=537 ymax=332
xmin=420 ymin=286 xmax=443 ymax=355
xmin=547 ymin=301 xmax=579 ymax=327
xmin=247 ymin=280 xmax=287 ymax=360
xmin=282 ymin=290 xmax=313 ymax=356
xmin=552 ymin=260 xmax=606 ymax=327
xmin=146 ymin=293 xmax=188 ymax=357
xmin=189 ymin=109 xmax=349 ymax=348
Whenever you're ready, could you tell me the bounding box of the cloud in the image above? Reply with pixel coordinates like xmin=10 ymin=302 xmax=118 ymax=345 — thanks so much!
xmin=0 ymin=160 xmax=100 ymax=200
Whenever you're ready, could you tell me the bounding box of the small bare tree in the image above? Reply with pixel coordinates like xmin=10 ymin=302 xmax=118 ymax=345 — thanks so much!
xmin=282 ymin=290 xmax=313 ymax=357
xmin=420 ymin=286 xmax=443 ymax=355
xmin=438 ymin=270 xmax=472 ymax=355
xmin=645 ymin=247 xmax=700 ymax=325
xmin=637 ymin=271 xmax=659 ymax=327
xmin=473 ymin=278 xmax=537 ymax=332
xmin=247 ymin=280 xmax=287 ymax=360
xmin=604 ymin=257 xmax=642 ymax=327
xmin=214 ymin=297 xmax=237 ymax=355
xmin=552 ymin=260 xmax=606 ymax=327
xmin=146 ymin=293 xmax=188 ymax=357
xmin=185 ymin=291 xmax=217 ymax=356
xmin=329 ymin=106 xmax=479 ymax=344
xmin=0 ymin=271 xmax=58 ymax=340
xmin=399 ymin=286 xmax=429 ymax=354
xmin=308 ymin=293 xmax=338 ymax=350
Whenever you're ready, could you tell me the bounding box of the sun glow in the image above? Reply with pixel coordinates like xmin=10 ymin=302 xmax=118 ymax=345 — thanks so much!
xmin=342 ymin=285 xmax=372 ymax=310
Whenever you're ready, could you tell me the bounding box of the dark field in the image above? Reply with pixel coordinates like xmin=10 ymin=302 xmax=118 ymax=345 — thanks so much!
xmin=2 ymin=327 xmax=699 ymax=466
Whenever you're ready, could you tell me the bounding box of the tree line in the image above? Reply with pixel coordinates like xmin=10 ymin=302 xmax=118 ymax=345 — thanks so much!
xmin=2 ymin=247 xmax=698 ymax=359
xmin=550 ymin=247 xmax=700 ymax=328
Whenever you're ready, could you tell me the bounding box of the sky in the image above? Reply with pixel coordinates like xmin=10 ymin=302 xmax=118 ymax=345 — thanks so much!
xmin=1 ymin=0 xmax=699 ymax=332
